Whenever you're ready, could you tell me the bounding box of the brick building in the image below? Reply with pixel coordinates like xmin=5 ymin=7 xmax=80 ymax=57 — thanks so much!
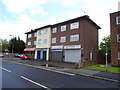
xmin=110 ymin=11 xmax=120 ymax=66
xmin=50 ymin=15 xmax=101 ymax=67
xmin=24 ymin=30 xmax=37 ymax=59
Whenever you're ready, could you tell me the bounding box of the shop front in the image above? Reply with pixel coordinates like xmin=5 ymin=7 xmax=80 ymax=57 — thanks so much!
xmin=35 ymin=49 xmax=49 ymax=60
xmin=24 ymin=48 xmax=35 ymax=59
xmin=51 ymin=45 xmax=63 ymax=62
xmin=64 ymin=45 xmax=81 ymax=63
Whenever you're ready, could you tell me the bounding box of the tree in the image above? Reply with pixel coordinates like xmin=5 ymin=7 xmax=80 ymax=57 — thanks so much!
xmin=99 ymin=35 xmax=111 ymax=63
xmin=9 ymin=37 xmax=25 ymax=54
xmin=0 ymin=38 xmax=10 ymax=52
xmin=99 ymin=35 xmax=111 ymax=55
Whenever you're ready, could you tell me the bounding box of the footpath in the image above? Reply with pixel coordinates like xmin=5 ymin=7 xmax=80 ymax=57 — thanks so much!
xmin=2 ymin=57 xmax=120 ymax=83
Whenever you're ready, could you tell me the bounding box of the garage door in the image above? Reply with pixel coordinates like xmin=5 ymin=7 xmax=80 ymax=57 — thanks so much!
xmin=65 ymin=50 xmax=81 ymax=63
xmin=51 ymin=51 xmax=63 ymax=62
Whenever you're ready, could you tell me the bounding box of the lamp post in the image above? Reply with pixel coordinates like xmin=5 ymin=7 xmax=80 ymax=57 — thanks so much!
xmin=105 ymin=47 xmax=108 ymax=72
xmin=9 ymin=35 xmax=14 ymax=53
xmin=105 ymin=41 xmax=108 ymax=72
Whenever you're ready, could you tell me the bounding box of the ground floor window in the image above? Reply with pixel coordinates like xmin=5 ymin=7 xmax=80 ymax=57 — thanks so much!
xmin=118 ymin=51 xmax=120 ymax=60
xmin=90 ymin=52 xmax=93 ymax=60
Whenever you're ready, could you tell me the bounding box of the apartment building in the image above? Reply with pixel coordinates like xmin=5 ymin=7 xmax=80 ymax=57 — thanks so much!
xmin=35 ymin=25 xmax=51 ymax=60
xmin=110 ymin=11 xmax=120 ymax=66
xmin=50 ymin=15 xmax=101 ymax=67
xmin=24 ymin=30 xmax=37 ymax=59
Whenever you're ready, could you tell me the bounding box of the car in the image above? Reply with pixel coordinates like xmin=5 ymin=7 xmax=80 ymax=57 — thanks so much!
xmin=15 ymin=53 xmax=20 ymax=57
xmin=0 ymin=54 xmax=4 ymax=58
xmin=20 ymin=54 xmax=30 ymax=60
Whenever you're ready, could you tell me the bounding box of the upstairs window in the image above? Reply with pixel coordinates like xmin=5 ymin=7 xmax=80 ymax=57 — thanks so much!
xmin=61 ymin=25 xmax=66 ymax=32
xmin=44 ymin=29 xmax=48 ymax=35
xmin=34 ymin=32 xmax=37 ymax=37
xmin=38 ymin=31 xmax=42 ymax=36
xmin=116 ymin=16 xmax=120 ymax=25
xmin=52 ymin=28 xmax=57 ymax=33
xmin=38 ymin=39 xmax=42 ymax=44
xmin=117 ymin=34 xmax=120 ymax=42
xmin=43 ymin=39 xmax=47 ymax=44
xmin=70 ymin=34 xmax=79 ymax=41
xmin=34 ymin=41 xmax=36 ymax=45
xmin=28 ymin=34 xmax=31 ymax=38
xmin=52 ymin=38 xmax=56 ymax=43
xmin=60 ymin=36 xmax=66 ymax=43
xmin=70 ymin=22 xmax=79 ymax=29
xmin=28 ymin=42 xmax=31 ymax=46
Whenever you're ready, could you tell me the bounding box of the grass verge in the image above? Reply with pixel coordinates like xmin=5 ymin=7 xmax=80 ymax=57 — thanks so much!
xmin=84 ymin=64 xmax=120 ymax=74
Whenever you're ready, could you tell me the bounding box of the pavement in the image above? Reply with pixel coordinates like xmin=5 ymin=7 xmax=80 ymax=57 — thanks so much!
xmin=2 ymin=57 xmax=120 ymax=83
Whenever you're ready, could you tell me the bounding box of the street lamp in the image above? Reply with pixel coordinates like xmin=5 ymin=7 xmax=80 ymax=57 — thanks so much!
xmin=105 ymin=47 xmax=108 ymax=72
xmin=9 ymin=35 xmax=14 ymax=53
xmin=104 ymin=41 xmax=108 ymax=72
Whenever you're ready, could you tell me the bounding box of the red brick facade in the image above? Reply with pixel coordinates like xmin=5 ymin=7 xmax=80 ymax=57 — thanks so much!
xmin=51 ymin=15 xmax=101 ymax=67
xmin=110 ymin=11 xmax=120 ymax=66
xmin=24 ymin=30 xmax=37 ymax=59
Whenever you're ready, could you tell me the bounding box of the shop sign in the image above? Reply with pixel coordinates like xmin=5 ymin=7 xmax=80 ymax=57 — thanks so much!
xmin=64 ymin=45 xmax=81 ymax=49
xmin=51 ymin=45 xmax=63 ymax=49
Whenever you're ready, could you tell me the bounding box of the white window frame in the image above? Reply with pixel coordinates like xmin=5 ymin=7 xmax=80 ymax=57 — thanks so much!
xmin=38 ymin=39 xmax=42 ymax=44
xmin=34 ymin=32 xmax=37 ymax=37
xmin=116 ymin=16 xmax=120 ymax=25
xmin=52 ymin=38 xmax=56 ymax=44
xmin=34 ymin=41 xmax=36 ymax=45
xmin=61 ymin=25 xmax=66 ymax=32
xmin=60 ymin=36 xmax=66 ymax=43
xmin=117 ymin=34 xmax=120 ymax=42
xmin=90 ymin=52 xmax=93 ymax=60
xmin=44 ymin=29 xmax=47 ymax=35
xmin=43 ymin=39 xmax=47 ymax=44
xmin=118 ymin=51 xmax=120 ymax=60
xmin=52 ymin=28 xmax=57 ymax=33
xmin=28 ymin=34 xmax=31 ymax=38
xmin=70 ymin=22 xmax=79 ymax=29
xmin=70 ymin=34 xmax=79 ymax=41
xmin=28 ymin=42 xmax=31 ymax=46
xmin=38 ymin=31 xmax=42 ymax=36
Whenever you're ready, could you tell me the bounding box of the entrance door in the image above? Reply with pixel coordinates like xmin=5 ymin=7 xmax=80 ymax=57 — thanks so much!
xmin=65 ymin=50 xmax=81 ymax=63
xmin=37 ymin=51 xmax=40 ymax=59
xmin=43 ymin=51 xmax=47 ymax=60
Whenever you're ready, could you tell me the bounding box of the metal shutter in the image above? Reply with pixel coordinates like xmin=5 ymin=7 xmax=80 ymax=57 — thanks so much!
xmin=51 ymin=51 xmax=63 ymax=61
xmin=65 ymin=50 xmax=81 ymax=63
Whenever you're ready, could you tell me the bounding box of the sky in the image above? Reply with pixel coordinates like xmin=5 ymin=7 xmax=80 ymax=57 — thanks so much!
xmin=0 ymin=0 xmax=119 ymax=44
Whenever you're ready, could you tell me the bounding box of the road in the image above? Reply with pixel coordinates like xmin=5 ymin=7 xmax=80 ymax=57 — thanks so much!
xmin=1 ymin=60 xmax=119 ymax=89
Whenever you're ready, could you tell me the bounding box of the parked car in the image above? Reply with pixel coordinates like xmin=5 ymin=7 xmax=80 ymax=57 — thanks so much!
xmin=20 ymin=54 xmax=30 ymax=60
xmin=15 ymin=54 xmax=20 ymax=57
xmin=0 ymin=54 xmax=4 ymax=58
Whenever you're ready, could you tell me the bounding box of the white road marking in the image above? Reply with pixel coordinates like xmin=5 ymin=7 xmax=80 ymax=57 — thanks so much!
xmin=0 ymin=67 xmax=11 ymax=72
xmin=21 ymin=76 xmax=52 ymax=90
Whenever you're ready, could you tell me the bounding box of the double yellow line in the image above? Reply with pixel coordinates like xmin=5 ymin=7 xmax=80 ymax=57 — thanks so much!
xmin=11 ymin=61 xmax=76 ymax=76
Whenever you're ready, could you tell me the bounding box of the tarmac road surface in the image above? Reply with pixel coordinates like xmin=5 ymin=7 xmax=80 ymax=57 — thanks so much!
xmin=1 ymin=60 xmax=119 ymax=89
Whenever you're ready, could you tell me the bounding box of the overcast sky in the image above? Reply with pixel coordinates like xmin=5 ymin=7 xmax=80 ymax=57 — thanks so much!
xmin=0 ymin=0 xmax=119 ymax=44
